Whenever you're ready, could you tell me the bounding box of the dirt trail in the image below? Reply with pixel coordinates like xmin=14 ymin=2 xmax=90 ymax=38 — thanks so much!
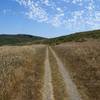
xmin=49 ymin=47 xmax=82 ymax=100
xmin=43 ymin=47 xmax=55 ymax=100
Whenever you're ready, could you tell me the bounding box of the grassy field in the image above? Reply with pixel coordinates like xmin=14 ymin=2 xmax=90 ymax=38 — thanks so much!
xmin=53 ymin=40 xmax=100 ymax=100
xmin=0 ymin=29 xmax=100 ymax=100
xmin=0 ymin=45 xmax=46 ymax=100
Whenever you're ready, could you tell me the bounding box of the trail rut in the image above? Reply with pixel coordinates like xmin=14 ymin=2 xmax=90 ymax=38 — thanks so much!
xmin=43 ymin=47 xmax=54 ymax=100
xmin=49 ymin=47 xmax=82 ymax=100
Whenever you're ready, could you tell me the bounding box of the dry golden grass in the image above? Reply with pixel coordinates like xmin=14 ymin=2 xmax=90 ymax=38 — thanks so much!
xmin=0 ymin=45 xmax=46 ymax=100
xmin=0 ymin=40 xmax=100 ymax=100
xmin=53 ymin=40 xmax=100 ymax=100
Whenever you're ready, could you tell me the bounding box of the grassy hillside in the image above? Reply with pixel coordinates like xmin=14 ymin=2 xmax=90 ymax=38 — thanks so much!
xmin=0 ymin=30 xmax=100 ymax=45
xmin=42 ymin=30 xmax=100 ymax=45
xmin=0 ymin=34 xmax=45 ymax=46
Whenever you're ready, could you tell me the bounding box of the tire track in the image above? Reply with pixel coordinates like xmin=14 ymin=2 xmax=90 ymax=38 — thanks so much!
xmin=43 ymin=47 xmax=54 ymax=100
xmin=49 ymin=49 xmax=70 ymax=100
xmin=49 ymin=47 xmax=82 ymax=100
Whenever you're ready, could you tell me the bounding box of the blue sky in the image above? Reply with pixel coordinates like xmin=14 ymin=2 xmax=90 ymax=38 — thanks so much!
xmin=0 ymin=0 xmax=100 ymax=38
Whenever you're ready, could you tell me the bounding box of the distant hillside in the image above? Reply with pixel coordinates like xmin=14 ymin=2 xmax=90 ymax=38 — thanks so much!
xmin=0 ymin=34 xmax=45 ymax=46
xmin=0 ymin=30 xmax=100 ymax=45
xmin=42 ymin=30 xmax=100 ymax=45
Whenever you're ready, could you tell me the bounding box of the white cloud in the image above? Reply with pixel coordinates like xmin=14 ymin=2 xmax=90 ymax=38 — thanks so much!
xmin=16 ymin=0 xmax=48 ymax=22
xmin=41 ymin=0 xmax=49 ymax=6
xmin=2 ymin=9 xmax=12 ymax=15
xmin=48 ymin=13 xmax=64 ymax=27
xmin=15 ymin=0 xmax=100 ymax=30
xmin=72 ymin=0 xmax=82 ymax=4
xmin=95 ymin=11 xmax=100 ymax=20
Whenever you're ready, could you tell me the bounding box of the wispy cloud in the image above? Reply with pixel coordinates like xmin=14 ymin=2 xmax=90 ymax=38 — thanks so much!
xmin=15 ymin=0 xmax=100 ymax=30
xmin=0 ymin=8 xmax=25 ymax=16
xmin=0 ymin=9 xmax=12 ymax=15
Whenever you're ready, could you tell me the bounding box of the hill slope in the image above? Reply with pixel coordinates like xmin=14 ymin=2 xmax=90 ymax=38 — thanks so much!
xmin=0 ymin=30 xmax=100 ymax=45
xmin=42 ymin=30 xmax=100 ymax=45
xmin=0 ymin=34 xmax=45 ymax=46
